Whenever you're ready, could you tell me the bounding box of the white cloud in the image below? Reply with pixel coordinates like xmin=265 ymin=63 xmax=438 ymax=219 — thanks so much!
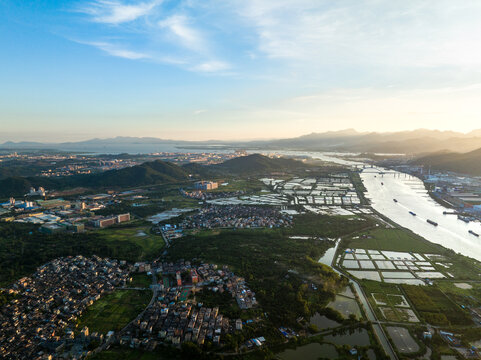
xmin=158 ymin=15 xmax=206 ymax=53
xmin=84 ymin=41 xmax=149 ymax=59
xmin=191 ymin=61 xmax=230 ymax=73
xmin=80 ymin=0 xmax=161 ymax=24
xmin=230 ymin=0 xmax=481 ymax=67
xmin=74 ymin=1 xmax=232 ymax=73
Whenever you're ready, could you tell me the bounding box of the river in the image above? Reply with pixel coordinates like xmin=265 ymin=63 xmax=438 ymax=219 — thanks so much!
xmin=261 ymin=150 xmax=481 ymax=262
xmin=361 ymin=168 xmax=481 ymax=261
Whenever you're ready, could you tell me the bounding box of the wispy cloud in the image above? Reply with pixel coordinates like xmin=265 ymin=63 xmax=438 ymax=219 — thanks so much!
xmin=77 ymin=40 xmax=149 ymax=59
xmin=79 ymin=0 xmax=161 ymax=24
xmin=158 ymin=15 xmax=206 ymax=53
xmin=73 ymin=0 xmax=231 ymax=73
xmin=230 ymin=0 xmax=481 ymax=67
xmin=191 ymin=61 xmax=230 ymax=73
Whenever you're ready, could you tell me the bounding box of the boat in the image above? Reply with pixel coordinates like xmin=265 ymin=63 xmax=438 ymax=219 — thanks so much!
xmin=458 ymin=215 xmax=470 ymax=223
xmin=393 ymin=199 xmax=398 ymax=203
xmin=426 ymin=219 xmax=438 ymax=226
xmin=469 ymin=230 xmax=479 ymax=237
xmin=409 ymin=211 xmax=416 ymax=216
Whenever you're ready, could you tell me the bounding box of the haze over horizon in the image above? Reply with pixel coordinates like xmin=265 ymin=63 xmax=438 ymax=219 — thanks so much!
xmin=2 ymin=1 xmax=481 ymax=141
xmin=3 ymin=127 xmax=481 ymax=145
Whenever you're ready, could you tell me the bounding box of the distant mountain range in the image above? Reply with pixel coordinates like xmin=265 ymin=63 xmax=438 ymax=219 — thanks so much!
xmin=248 ymin=129 xmax=481 ymax=154
xmin=0 ymin=154 xmax=307 ymax=197
xmin=3 ymin=129 xmax=481 ymax=155
xmin=414 ymin=147 xmax=481 ymax=176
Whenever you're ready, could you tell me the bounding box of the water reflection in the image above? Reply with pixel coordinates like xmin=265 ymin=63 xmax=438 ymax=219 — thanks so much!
xmin=277 ymin=343 xmax=338 ymax=360
xmin=309 ymin=313 xmax=341 ymax=330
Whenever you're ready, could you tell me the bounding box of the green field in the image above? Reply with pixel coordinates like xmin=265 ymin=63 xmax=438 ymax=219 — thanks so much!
xmin=344 ymin=227 xmax=443 ymax=253
xmin=360 ymin=279 xmax=403 ymax=295
xmin=158 ymin=194 xmax=201 ymax=209
xmin=286 ymin=213 xmax=374 ymax=237
xmin=130 ymin=273 xmax=152 ymax=288
xmin=208 ymin=178 xmax=267 ymax=193
xmin=98 ymin=222 xmax=165 ymax=260
xmin=77 ymin=290 xmax=151 ymax=334
xmin=436 ymin=281 xmax=481 ymax=308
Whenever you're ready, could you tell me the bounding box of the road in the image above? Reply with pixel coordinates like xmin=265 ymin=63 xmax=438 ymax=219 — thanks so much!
xmin=350 ymin=278 xmax=399 ymax=359
xmin=328 ymin=249 xmax=399 ymax=359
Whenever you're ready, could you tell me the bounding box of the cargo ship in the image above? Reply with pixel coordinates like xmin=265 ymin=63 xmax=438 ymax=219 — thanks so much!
xmin=469 ymin=230 xmax=479 ymax=237
xmin=409 ymin=211 xmax=416 ymax=216
xmin=426 ymin=219 xmax=438 ymax=226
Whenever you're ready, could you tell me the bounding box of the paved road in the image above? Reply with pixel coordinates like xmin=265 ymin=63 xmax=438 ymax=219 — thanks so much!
xmin=350 ymin=279 xmax=399 ymax=360
xmin=329 ymin=241 xmax=399 ymax=360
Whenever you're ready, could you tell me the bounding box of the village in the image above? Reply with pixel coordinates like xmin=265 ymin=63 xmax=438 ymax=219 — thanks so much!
xmin=0 ymin=255 xmax=261 ymax=359
xmin=121 ymin=261 xmax=257 ymax=351
xmin=0 ymin=256 xmax=130 ymax=359
xmin=178 ymin=205 xmax=293 ymax=230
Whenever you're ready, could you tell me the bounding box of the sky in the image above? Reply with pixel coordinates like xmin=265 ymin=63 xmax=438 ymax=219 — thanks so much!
xmin=1 ymin=0 xmax=481 ymax=142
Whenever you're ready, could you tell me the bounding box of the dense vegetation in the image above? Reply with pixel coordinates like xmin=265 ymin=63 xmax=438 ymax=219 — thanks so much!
xmin=0 ymin=154 xmax=310 ymax=197
xmin=0 ymin=160 xmax=189 ymax=197
xmin=0 ymin=222 xmax=161 ymax=286
xmin=166 ymin=222 xmax=356 ymax=329
xmin=211 ymin=154 xmax=309 ymax=174
xmin=402 ymin=285 xmax=472 ymax=326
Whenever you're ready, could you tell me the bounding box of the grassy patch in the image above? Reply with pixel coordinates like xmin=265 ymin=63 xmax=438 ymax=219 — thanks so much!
xmin=436 ymin=281 xmax=481 ymax=308
xmin=360 ymin=279 xmax=402 ymax=295
xmin=287 ymin=213 xmax=374 ymax=237
xmin=208 ymin=178 xmax=266 ymax=193
xmin=77 ymin=290 xmax=151 ymax=334
xmin=344 ymin=227 xmax=442 ymax=253
xmin=97 ymin=221 xmax=164 ymax=260
xmin=129 ymin=273 xmax=152 ymax=288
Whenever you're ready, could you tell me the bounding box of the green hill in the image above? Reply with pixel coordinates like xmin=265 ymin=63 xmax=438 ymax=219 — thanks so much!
xmin=212 ymin=154 xmax=308 ymax=174
xmin=0 ymin=160 xmax=189 ymax=197
xmin=0 ymin=154 xmax=307 ymax=198
xmin=415 ymin=147 xmax=481 ymax=175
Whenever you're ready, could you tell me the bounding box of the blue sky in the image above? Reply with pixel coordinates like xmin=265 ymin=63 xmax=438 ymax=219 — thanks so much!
xmin=2 ymin=0 xmax=481 ymax=141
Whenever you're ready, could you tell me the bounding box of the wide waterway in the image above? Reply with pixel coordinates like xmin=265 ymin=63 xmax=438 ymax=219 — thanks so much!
xmin=260 ymin=150 xmax=481 ymax=262
xmin=361 ymin=168 xmax=481 ymax=261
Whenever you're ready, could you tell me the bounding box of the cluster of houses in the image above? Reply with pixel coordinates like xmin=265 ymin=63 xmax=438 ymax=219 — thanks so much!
xmin=180 ymin=188 xmax=245 ymax=201
xmin=180 ymin=205 xmax=293 ymax=229
xmin=0 ymin=256 xmax=130 ymax=359
xmin=120 ymin=261 xmax=256 ymax=350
